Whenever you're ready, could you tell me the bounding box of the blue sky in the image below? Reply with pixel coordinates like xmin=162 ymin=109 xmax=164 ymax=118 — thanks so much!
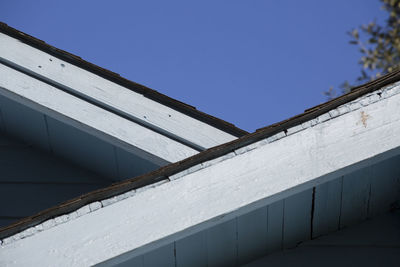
xmin=1 ymin=1 xmax=386 ymax=132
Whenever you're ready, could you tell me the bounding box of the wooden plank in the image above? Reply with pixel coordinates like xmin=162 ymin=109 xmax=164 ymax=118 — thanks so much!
xmin=237 ymin=206 xmax=268 ymax=265
xmin=175 ymin=231 xmax=207 ymax=267
xmin=0 ymin=64 xmax=197 ymax=164
xmin=0 ymin=146 xmax=106 ymax=183
xmin=4 ymin=88 xmax=400 ymax=266
xmin=283 ymin=189 xmax=313 ymax=248
xmin=115 ymin=147 xmax=160 ymax=180
xmin=143 ymin=243 xmax=175 ymax=267
xmin=206 ymin=218 xmax=237 ymax=267
xmin=266 ymin=200 xmax=284 ymax=253
xmin=369 ymin=155 xmax=400 ymax=217
xmin=340 ymin=166 xmax=372 ymax=228
xmin=0 ymin=94 xmax=51 ymax=151
xmin=312 ymin=177 xmax=342 ymax=238
xmin=0 ymin=32 xmax=237 ymax=149
xmin=0 ymin=183 xmax=105 ymax=217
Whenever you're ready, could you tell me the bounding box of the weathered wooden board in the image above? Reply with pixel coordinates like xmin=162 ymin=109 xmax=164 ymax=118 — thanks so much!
xmin=0 ymin=64 xmax=198 ymax=164
xmin=3 ymin=84 xmax=400 ymax=266
xmin=312 ymin=177 xmax=342 ymax=238
xmin=0 ymin=32 xmax=237 ymax=149
xmin=283 ymin=189 xmax=313 ymax=248
xmin=237 ymin=206 xmax=268 ymax=265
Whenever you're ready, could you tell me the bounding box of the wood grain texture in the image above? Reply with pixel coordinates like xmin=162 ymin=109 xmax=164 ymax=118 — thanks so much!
xmin=312 ymin=177 xmax=342 ymax=238
xmin=0 ymin=64 xmax=198 ymax=164
xmin=3 ymin=84 xmax=400 ymax=266
xmin=0 ymin=32 xmax=237 ymax=149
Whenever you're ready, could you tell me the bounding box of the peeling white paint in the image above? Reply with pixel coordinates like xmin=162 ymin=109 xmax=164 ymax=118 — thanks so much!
xmin=0 ymin=64 xmax=198 ymax=164
xmin=0 ymin=33 xmax=238 ymax=149
xmin=2 ymin=81 xmax=400 ymax=266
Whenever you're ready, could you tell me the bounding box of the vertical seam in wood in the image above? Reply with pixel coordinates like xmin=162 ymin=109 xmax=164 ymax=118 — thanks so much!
xmin=43 ymin=115 xmax=53 ymax=154
xmin=174 ymin=241 xmax=177 ymax=267
xmin=310 ymin=186 xmax=316 ymax=239
xmin=338 ymin=176 xmax=344 ymax=230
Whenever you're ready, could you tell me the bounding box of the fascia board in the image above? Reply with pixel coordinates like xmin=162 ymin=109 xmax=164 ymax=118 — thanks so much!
xmin=0 ymin=63 xmax=198 ymax=164
xmin=0 ymin=32 xmax=237 ymax=150
xmin=2 ymin=82 xmax=400 ymax=266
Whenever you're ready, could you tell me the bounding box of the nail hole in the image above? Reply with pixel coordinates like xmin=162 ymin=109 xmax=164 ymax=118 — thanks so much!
xmin=60 ymin=63 xmax=65 ymax=68
xmin=143 ymin=116 xmax=147 ymax=119
xmin=168 ymin=114 xmax=171 ymax=117
xmin=38 ymin=65 xmax=42 ymax=68
xmin=49 ymin=58 xmax=52 ymax=62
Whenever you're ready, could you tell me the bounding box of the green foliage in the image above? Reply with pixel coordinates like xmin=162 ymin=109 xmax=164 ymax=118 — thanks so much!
xmin=325 ymin=0 xmax=400 ymax=98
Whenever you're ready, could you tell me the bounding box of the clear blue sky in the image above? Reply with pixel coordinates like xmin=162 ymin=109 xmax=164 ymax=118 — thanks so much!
xmin=1 ymin=1 xmax=386 ymax=132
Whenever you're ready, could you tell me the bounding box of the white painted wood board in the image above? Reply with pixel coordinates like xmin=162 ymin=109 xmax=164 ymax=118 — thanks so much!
xmin=0 ymin=64 xmax=198 ymax=164
xmin=283 ymin=189 xmax=312 ymax=248
xmin=0 ymin=33 xmax=237 ymax=149
xmin=2 ymin=85 xmax=400 ymax=266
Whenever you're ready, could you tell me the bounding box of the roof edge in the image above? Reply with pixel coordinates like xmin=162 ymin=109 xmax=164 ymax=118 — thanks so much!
xmin=0 ymin=22 xmax=248 ymax=137
xmin=1 ymin=53 xmax=400 ymax=241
